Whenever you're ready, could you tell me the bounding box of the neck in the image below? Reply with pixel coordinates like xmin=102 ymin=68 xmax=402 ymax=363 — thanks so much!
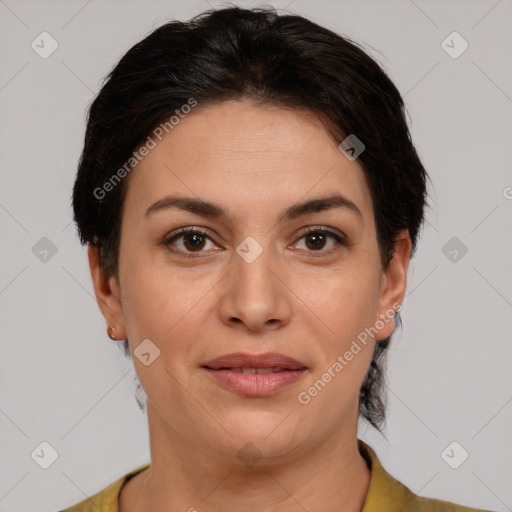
xmin=119 ymin=402 xmax=371 ymax=512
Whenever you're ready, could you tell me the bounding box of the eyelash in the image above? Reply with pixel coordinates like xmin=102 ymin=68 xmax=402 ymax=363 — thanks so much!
xmin=161 ymin=226 xmax=348 ymax=259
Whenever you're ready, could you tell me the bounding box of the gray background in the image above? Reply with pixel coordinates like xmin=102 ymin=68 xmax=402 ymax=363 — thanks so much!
xmin=0 ymin=1 xmax=511 ymax=511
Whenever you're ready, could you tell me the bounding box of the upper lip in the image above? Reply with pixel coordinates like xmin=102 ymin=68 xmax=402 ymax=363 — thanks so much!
xmin=202 ymin=352 xmax=307 ymax=370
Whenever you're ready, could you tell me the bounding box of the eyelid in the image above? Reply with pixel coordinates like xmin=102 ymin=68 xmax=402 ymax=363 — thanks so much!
xmin=297 ymin=225 xmax=347 ymax=242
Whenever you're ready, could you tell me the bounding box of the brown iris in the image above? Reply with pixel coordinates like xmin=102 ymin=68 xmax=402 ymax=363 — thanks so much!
xmin=305 ymin=232 xmax=327 ymax=251
xmin=183 ymin=233 xmax=207 ymax=251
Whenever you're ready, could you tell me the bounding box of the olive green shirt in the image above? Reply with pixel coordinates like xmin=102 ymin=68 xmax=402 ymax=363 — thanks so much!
xmin=60 ymin=439 xmax=493 ymax=511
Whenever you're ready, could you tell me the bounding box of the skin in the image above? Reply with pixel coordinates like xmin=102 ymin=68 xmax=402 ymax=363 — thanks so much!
xmin=88 ymin=99 xmax=410 ymax=512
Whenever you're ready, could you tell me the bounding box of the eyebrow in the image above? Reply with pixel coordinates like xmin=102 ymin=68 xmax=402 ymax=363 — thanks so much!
xmin=144 ymin=193 xmax=362 ymax=223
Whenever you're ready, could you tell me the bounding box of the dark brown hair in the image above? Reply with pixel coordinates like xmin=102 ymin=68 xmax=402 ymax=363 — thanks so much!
xmin=72 ymin=6 xmax=430 ymax=432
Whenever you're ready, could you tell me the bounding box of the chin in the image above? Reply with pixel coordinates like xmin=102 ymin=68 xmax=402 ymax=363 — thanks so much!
xmin=221 ymin=413 xmax=307 ymax=460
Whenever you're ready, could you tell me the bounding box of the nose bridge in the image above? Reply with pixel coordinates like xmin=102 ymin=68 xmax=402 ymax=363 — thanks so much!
xmin=233 ymin=234 xmax=277 ymax=299
xmin=219 ymin=234 xmax=290 ymax=330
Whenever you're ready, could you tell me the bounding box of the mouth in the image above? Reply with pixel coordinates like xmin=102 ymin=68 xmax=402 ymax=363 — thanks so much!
xmin=201 ymin=352 xmax=308 ymax=397
xmin=213 ymin=367 xmax=298 ymax=374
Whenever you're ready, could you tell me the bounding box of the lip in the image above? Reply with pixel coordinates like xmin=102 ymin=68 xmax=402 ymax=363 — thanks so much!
xmin=202 ymin=352 xmax=308 ymax=397
xmin=203 ymin=352 xmax=306 ymax=370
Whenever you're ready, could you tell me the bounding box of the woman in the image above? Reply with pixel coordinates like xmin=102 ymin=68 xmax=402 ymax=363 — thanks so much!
xmin=61 ymin=6 xmax=492 ymax=512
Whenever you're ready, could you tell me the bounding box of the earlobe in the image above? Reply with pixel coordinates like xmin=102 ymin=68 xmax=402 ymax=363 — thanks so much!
xmin=87 ymin=244 xmax=127 ymax=339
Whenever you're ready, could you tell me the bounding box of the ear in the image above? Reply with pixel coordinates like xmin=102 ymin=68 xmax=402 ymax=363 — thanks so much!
xmin=88 ymin=244 xmax=127 ymax=339
xmin=374 ymin=229 xmax=411 ymax=340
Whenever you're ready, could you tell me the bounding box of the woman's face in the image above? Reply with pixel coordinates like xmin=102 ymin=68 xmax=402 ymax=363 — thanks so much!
xmin=90 ymin=99 xmax=410 ymax=463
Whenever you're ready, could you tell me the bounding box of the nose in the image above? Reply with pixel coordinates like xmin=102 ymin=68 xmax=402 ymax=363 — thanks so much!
xmin=218 ymin=240 xmax=292 ymax=333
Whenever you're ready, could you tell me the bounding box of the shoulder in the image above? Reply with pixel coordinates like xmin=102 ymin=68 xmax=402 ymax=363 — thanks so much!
xmin=358 ymin=440 xmax=495 ymax=512
xmin=58 ymin=464 xmax=150 ymax=512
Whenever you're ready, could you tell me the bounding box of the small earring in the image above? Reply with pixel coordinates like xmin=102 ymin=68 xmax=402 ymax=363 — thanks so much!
xmin=108 ymin=326 xmax=116 ymax=340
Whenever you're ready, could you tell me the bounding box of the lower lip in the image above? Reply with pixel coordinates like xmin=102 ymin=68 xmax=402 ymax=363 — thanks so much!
xmin=203 ymin=368 xmax=306 ymax=397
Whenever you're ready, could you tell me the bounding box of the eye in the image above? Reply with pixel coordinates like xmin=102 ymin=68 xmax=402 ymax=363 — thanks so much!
xmin=162 ymin=225 xmax=348 ymax=259
xmin=292 ymin=226 xmax=347 ymax=255
xmin=162 ymin=227 xmax=218 ymax=258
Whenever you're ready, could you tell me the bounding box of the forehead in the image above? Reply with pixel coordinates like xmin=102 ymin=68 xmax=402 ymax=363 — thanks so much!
xmin=124 ymin=100 xmax=373 ymax=222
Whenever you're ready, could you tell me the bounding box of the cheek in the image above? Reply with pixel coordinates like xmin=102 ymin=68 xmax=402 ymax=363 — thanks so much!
xmin=118 ymin=249 xmax=221 ymax=363
xmin=295 ymin=263 xmax=382 ymax=342
xmin=121 ymin=270 xmax=199 ymax=340
xmin=296 ymin=277 xmax=378 ymax=411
